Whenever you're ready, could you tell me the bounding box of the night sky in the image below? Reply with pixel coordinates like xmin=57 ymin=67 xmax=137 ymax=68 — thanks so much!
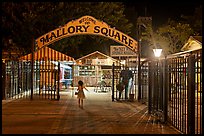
xmin=123 ymin=0 xmax=202 ymax=27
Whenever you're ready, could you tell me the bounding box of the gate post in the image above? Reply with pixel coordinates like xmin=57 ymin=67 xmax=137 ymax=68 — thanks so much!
xmin=187 ymin=54 xmax=195 ymax=134
xmin=153 ymin=61 xmax=157 ymax=112
xmin=112 ymin=63 xmax=115 ymax=101
xmin=159 ymin=60 xmax=163 ymax=110
xmin=148 ymin=61 xmax=152 ymax=114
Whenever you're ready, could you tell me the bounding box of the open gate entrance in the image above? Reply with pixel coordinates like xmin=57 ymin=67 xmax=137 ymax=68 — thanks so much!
xmin=2 ymin=15 xmax=138 ymax=101
xmin=33 ymin=15 xmax=138 ymax=100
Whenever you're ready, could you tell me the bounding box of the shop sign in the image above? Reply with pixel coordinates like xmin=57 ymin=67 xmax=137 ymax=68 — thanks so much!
xmin=110 ymin=45 xmax=136 ymax=57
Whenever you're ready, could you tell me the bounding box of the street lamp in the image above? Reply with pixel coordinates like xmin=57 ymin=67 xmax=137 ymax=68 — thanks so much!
xmin=153 ymin=48 xmax=162 ymax=57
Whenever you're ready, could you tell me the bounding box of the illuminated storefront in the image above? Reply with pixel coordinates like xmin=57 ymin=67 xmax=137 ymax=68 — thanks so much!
xmin=73 ymin=51 xmax=120 ymax=87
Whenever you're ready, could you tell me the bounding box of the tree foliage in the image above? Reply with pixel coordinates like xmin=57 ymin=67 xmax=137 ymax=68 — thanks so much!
xmin=139 ymin=5 xmax=201 ymax=56
xmin=180 ymin=5 xmax=202 ymax=36
xmin=156 ymin=19 xmax=194 ymax=54
xmin=2 ymin=2 xmax=134 ymax=58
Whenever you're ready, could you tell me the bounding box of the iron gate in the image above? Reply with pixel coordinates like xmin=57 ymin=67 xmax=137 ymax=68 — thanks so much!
xmin=2 ymin=46 xmax=75 ymax=101
xmin=2 ymin=60 xmax=60 ymax=100
xmin=168 ymin=50 xmax=202 ymax=134
xmin=148 ymin=49 xmax=202 ymax=134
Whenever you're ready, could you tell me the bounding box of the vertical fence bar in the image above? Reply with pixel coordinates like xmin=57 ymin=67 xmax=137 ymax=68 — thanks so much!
xmin=163 ymin=57 xmax=168 ymax=123
xmin=25 ymin=61 xmax=28 ymax=98
xmin=176 ymin=58 xmax=178 ymax=128
xmin=134 ymin=57 xmax=137 ymax=100
xmin=175 ymin=58 xmax=178 ymax=127
xmin=57 ymin=62 xmax=60 ymax=100
xmin=138 ymin=40 xmax=141 ymax=101
xmin=112 ymin=63 xmax=115 ymax=101
xmin=180 ymin=58 xmax=183 ymax=131
xmin=31 ymin=38 xmax=34 ymax=100
xmin=39 ymin=47 xmax=42 ymax=97
xmin=181 ymin=57 xmax=185 ymax=133
xmin=50 ymin=50 xmax=53 ymax=99
xmin=173 ymin=58 xmax=175 ymax=127
xmin=36 ymin=48 xmax=39 ymax=97
xmin=6 ymin=61 xmax=7 ymax=99
xmin=12 ymin=61 xmax=14 ymax=98
xmin=45 ymin=47 xmax=48 ymax=99
xmin=200 ymin=51 xmax=202 ymax=134
xmin=43 ymin=47 xmax=46 ymax=98
xmin=172 ymin=59 xmax=175 ymax=126
xmin=168 ymin=60 xmax=172 ymax=122
xmin=196 ymin=53 xmax=198 ymax=134
xmin=184 ymin=56 xmax=187 ymax=133
xmin=48 ymin=48 xmax=50 ymax=99
xmin=7 ymin=61 xmax=10 ymax=99
xmin=12 ymin=60 xmax=16 ymax=99
xmin=52 ymin=49 xmax=56 ymax=99
xmin=168 ymin=60 xmax=172 ymax=102
xmin=17 ymin=61 xmax=20 ymax=99
xmin=187 ymin=54 xmax=195 ymax=134
xmin=179 ymin=58 xmax=181 ymax=130
xmin=2 ymin=61 xmax=6 ymax=100
xmin=22 ymin=61 xmax=24 ymax=98
xmin=21 ymin=61 xmax=23 ymax=98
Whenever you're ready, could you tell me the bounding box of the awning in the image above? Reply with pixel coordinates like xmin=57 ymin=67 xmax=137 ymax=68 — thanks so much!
xmin=19 ymin=46 xmax=75 ymax=62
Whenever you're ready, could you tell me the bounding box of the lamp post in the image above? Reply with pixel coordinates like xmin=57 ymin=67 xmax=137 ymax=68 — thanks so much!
xmin=153 ymin=48 xmax=162 ymax=58
xmin=152 ymin=47 xmax=163 ymax=121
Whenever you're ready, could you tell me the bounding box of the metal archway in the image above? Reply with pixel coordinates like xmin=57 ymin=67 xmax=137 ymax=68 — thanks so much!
xmin=35 ymin=15 xmax=138 ymax=52
xmin=32 ymin=15 xmax=139 ymax=100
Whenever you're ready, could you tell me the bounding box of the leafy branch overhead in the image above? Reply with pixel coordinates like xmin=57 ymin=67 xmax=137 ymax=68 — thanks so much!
xmin=2 ymin=2 xmax=201 ymax=58
xmin=139 ymin=5 xmax=201 ymax=57
xmin=2 ymin=2 xmax=134 ymax=58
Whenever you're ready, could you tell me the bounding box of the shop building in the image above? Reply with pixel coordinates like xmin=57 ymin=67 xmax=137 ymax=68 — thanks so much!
xmin=73 ymin=51 xmax=120 ymax=87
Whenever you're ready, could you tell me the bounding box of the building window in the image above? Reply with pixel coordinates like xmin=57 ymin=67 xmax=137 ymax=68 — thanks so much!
xmin=86 ymin=59 xmax=92 ymax=65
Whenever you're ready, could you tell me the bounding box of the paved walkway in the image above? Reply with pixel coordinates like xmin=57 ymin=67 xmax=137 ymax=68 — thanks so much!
xmin=2 ymin=87 xmax=180 ymax=134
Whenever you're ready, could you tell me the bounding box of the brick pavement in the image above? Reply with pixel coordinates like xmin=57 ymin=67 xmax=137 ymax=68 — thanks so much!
xmin=2 ymin=87 xmax=181 ymax=134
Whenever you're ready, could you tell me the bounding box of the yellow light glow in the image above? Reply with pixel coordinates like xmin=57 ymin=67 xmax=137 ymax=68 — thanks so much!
xmin=153 ymin=49 xmax=162 ymax=57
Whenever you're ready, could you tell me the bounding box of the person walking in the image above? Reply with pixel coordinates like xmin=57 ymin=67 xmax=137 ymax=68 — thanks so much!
xmin=77 ymin=80 xmax=89 ymax=109
xmin=120 ymin=67 xmax=133 ymax=99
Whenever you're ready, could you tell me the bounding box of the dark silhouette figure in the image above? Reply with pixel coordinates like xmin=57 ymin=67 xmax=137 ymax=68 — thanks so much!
xmin=120 ymin=68 xmax=133 ymax=99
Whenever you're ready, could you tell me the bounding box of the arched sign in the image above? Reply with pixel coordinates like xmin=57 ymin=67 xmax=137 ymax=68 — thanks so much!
xmin=35 ymin=15 xmax=138 ymax=52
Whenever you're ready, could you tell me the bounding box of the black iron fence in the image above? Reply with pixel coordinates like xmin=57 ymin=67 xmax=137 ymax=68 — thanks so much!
xmin=2 ymin=61 xmax=32 ymax=100
xmin=147 ymin=49 xmax=202 ymax=134
xmin=2 ymin=47 xmax=75 ymax=101
xmin=2 ymin=60 xmax=60 ymax=100
xmin=2 ymin=47 xmax=202 ymax=134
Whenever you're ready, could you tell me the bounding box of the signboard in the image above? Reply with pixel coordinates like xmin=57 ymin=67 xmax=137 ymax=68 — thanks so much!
xmin=35 ymin=15 xmax=138 ymax=52
xmin=110 ymin=45 xmax=136 ymax=57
